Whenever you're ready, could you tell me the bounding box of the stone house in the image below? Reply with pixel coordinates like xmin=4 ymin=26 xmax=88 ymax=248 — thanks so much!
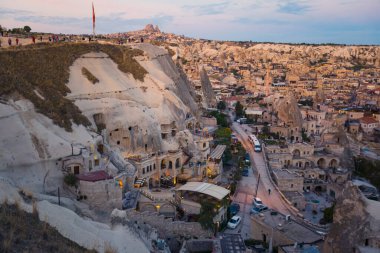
xmin=272 ymin=169 xmax=304 ymax=192
xmin=76 ymin=170 xmax=124 ymax=209
xmin=359 ymin=117 xmax=379 ymax=134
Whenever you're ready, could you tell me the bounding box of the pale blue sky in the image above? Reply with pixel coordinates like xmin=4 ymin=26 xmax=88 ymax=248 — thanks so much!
xmin=0 ymin=0 xmax=379 ymax=44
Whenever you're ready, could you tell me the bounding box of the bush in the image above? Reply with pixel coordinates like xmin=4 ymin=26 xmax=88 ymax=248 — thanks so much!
xmin=81 ymin=67 xmax=99 ymax=84
xmin=64 ymin=173 xmax=77 ymax=187
xmin=323 ymin=204 xmax=335 ymax=223
xmin=354 ymin=157 xmax=380 ymax=189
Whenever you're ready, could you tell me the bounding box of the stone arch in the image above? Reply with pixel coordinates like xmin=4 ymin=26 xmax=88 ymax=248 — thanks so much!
xmin=175 ymin=158 xmax=181 ymax=169
xmin=305 ymin=162 xmax=310 ymax=168
xmin=139 ymin=203 xmax=157 ymax=213
xmin=317 ymin=158 xmax=327 ymax=169
xmin=159 ymin=203 xmax=176 ymax=217
xmin=161 ymin=159 xmax=167 ymax=170
xmin=329 ymin=159 xmax=338 ymax=169
xmin=293 ymin=149 xmax=301 ymax=158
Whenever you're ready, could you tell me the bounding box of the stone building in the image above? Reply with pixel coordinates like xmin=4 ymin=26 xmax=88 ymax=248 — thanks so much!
xmin=250 ymin=210 xmax=323 ymax=248
xmin=128 ymin=150 xmax=183 ymax=188
xmin=76 ymin=170 xmax=123 ymax=209
xmin=272 ymin=169 xmax=304 ymax=192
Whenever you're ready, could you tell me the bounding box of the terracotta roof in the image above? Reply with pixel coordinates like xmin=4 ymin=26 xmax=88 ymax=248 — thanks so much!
xmin=359 ymin=117 xmax=378 ymax=124
xmin=76 ymin=170 xmax=113 ymax=182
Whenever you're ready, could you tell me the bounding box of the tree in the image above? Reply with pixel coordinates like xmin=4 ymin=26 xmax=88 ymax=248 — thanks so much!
xmin=198 ymin=201 xmax=217 ymax=230
xmin=215 ymin=127 xmax=232 ymax=139
xmin=23 ymin=25 xmax=31 ymax=33
xmin=64 ymin=173 xmax=77 ymax=187
xmin=217 ymin=100 xmax=226 ymax=110
xmin=262 ymin=125 xmax=270 ymax=135
xmin=235 ymin=101 xmax=244 ymax=117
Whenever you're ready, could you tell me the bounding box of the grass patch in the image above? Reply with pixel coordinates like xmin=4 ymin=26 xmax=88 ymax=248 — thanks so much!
xmin=81 ymin=67 xmax=99 ymax=84
xmin=0 ymin=42 xmax=147 ymax=131
xmin=0 ymin=203 xmax=96 ymax=253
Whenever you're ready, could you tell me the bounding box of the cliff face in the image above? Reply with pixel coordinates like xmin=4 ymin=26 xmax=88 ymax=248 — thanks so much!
xmin=199 ymin=67 xmax=217 ymax=108
xmin=273 ymin=94 xmax=303 ymax=128
xmin=0 ymin=43 xmax=198 ymax=190
xmin=323 ymin=183 xmax=380 ymax=253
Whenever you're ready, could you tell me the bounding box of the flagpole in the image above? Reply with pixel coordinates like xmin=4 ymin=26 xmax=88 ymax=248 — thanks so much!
xmin=92 ymin=2 xmax=96 ymax=38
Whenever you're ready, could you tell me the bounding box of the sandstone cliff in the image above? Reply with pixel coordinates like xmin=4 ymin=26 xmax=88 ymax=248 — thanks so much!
xmin=323 ymin=182 xmax=380 ymax=253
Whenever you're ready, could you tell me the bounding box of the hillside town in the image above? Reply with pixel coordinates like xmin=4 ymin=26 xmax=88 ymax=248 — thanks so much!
xmin=0 ymin=20 xmax=380 ymax=253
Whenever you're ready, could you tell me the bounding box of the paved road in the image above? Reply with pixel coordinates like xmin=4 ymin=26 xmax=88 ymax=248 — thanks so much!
xmin=224 ymin=114 xmax=296 ymax=239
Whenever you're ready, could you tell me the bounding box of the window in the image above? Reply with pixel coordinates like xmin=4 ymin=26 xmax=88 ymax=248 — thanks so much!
xmin=203 ymin=143 xmax=206 ymax=148
xmin=291 ymin=184 xmax=294 ymax=188
xmin=94 ymin=159 xmax=99 ymax=166
xmin=117 ymin=141 xmax=120 ymax=145
xmin=142 ymin=168 xmax=145 ymax=174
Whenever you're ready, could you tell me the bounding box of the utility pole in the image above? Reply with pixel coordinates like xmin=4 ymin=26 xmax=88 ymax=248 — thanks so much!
xmin=58 ymin=187 xmax=61 ymax=206
xmin=255 ymin=173 xmax=260 ymax=197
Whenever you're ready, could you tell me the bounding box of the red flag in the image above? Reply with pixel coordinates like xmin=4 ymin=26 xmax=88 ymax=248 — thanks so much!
xmin=92 ymin=2 xmax=95 ymax=31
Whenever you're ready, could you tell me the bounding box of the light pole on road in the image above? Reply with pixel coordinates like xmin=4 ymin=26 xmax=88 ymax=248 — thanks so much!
xmin=255 ymin=173 xmax=260 ymax=197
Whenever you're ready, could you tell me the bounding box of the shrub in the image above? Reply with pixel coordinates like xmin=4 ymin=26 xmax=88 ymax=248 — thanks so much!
xmin=81 ymin=67 xmax=99 ymax=84
xmin=64 ymin=173 xmax=77 ymax=187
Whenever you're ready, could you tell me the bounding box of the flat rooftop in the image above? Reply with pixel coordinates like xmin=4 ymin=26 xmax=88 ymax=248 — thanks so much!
xmin=273 ymin=169 xmax=302 ymax=179
xmin=281 ymin=244 xmax=320 ymax=253
xmin=176 ymin=182 xmax=230 ymax=200
xmin=252 ymin=210 xmax=323 ymax=244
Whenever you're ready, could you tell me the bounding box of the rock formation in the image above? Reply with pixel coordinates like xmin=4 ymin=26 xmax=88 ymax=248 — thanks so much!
xmin=323 ymin=182 xmax=380 ymax=253
xmin=199 ymin=67 xmax=217 ymax=108
xmin=144 ymin=24 xmax=160 ymax=33
xmin=273 ymin=93 xmax=303 ymax=128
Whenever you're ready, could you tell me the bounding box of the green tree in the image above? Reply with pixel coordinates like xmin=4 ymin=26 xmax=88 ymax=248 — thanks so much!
xmin=323 ymin=204 xmax=335 ymax=223
xmin=210 ymin=111 xmax=229 ymax=127
xmin=235 ymin=101 xmax=244 ymax=117
xmin=23 ymin=25 xmax=32 ymax=33
xmin=215 ymin=127 xmax=232 ymax=139
xmin=198 ymin=201 xmax=217 ymax=230
xmin=217 ymin=100 xmax=226 ymax=110
xmin=64 ymin=173 xmax=77 ymax=187
xmin=262 ymin=125 xmax=270 ymax=135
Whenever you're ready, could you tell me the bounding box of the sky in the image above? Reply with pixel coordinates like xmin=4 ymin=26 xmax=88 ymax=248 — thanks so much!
xmin=0 ymin=0 xmax=379 ymax=44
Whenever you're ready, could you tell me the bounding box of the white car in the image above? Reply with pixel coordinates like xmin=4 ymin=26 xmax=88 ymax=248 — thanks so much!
xmin=253 ymin=197 xmax=264 ymax=207
xmin=227 ymin=215 xmax=242 ymax=229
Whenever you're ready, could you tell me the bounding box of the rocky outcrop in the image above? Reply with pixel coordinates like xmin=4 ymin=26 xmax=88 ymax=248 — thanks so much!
xmin=200 ymin=67 xmax=217 ymax=108
xmin=144 ymin=24 xmax=160 ymax=33
xmin=273 ymin=93 xmax=303 ymax=128
xmin=323 ymin=182 xmax=380 ymax=253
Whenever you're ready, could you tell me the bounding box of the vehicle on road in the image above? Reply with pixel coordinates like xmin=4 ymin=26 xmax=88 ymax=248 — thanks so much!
xmin=248 ymin=134 xmax=262 ymax=152
xmin=253 ymin=197 xmax=264 ymax=207
xmin=250 ymin=205 xmax=268 ymax=214
xmin=227 ymin=215 xmax=242 ymax=229
xmin=228 ymin=203 xmax=240 ymax=216
xmin=242 ymin=169 xmax=249 ymax=177
xmin=237 ymin=117 xmax=247 ymax=124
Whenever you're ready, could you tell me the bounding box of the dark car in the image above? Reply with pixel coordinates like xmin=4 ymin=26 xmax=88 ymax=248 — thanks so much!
xmin=242 ymin=169 xmax=249 ymax=177
xmin=229 ymin=203 xmax=240 ymax=216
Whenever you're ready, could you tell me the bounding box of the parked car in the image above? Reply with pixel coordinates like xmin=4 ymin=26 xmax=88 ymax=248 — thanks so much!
xmin=250 ymin=205 xmax=268 ymax=214
xmin=242 ymin=169 xmax=249 ymax=177
xmin=253 ymin=197 xmax=264 ymax=207
xmin=227 ymin=215 xmax=242 ymax=229
xmin=228 ymin=203 xmax=240 ymax=216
